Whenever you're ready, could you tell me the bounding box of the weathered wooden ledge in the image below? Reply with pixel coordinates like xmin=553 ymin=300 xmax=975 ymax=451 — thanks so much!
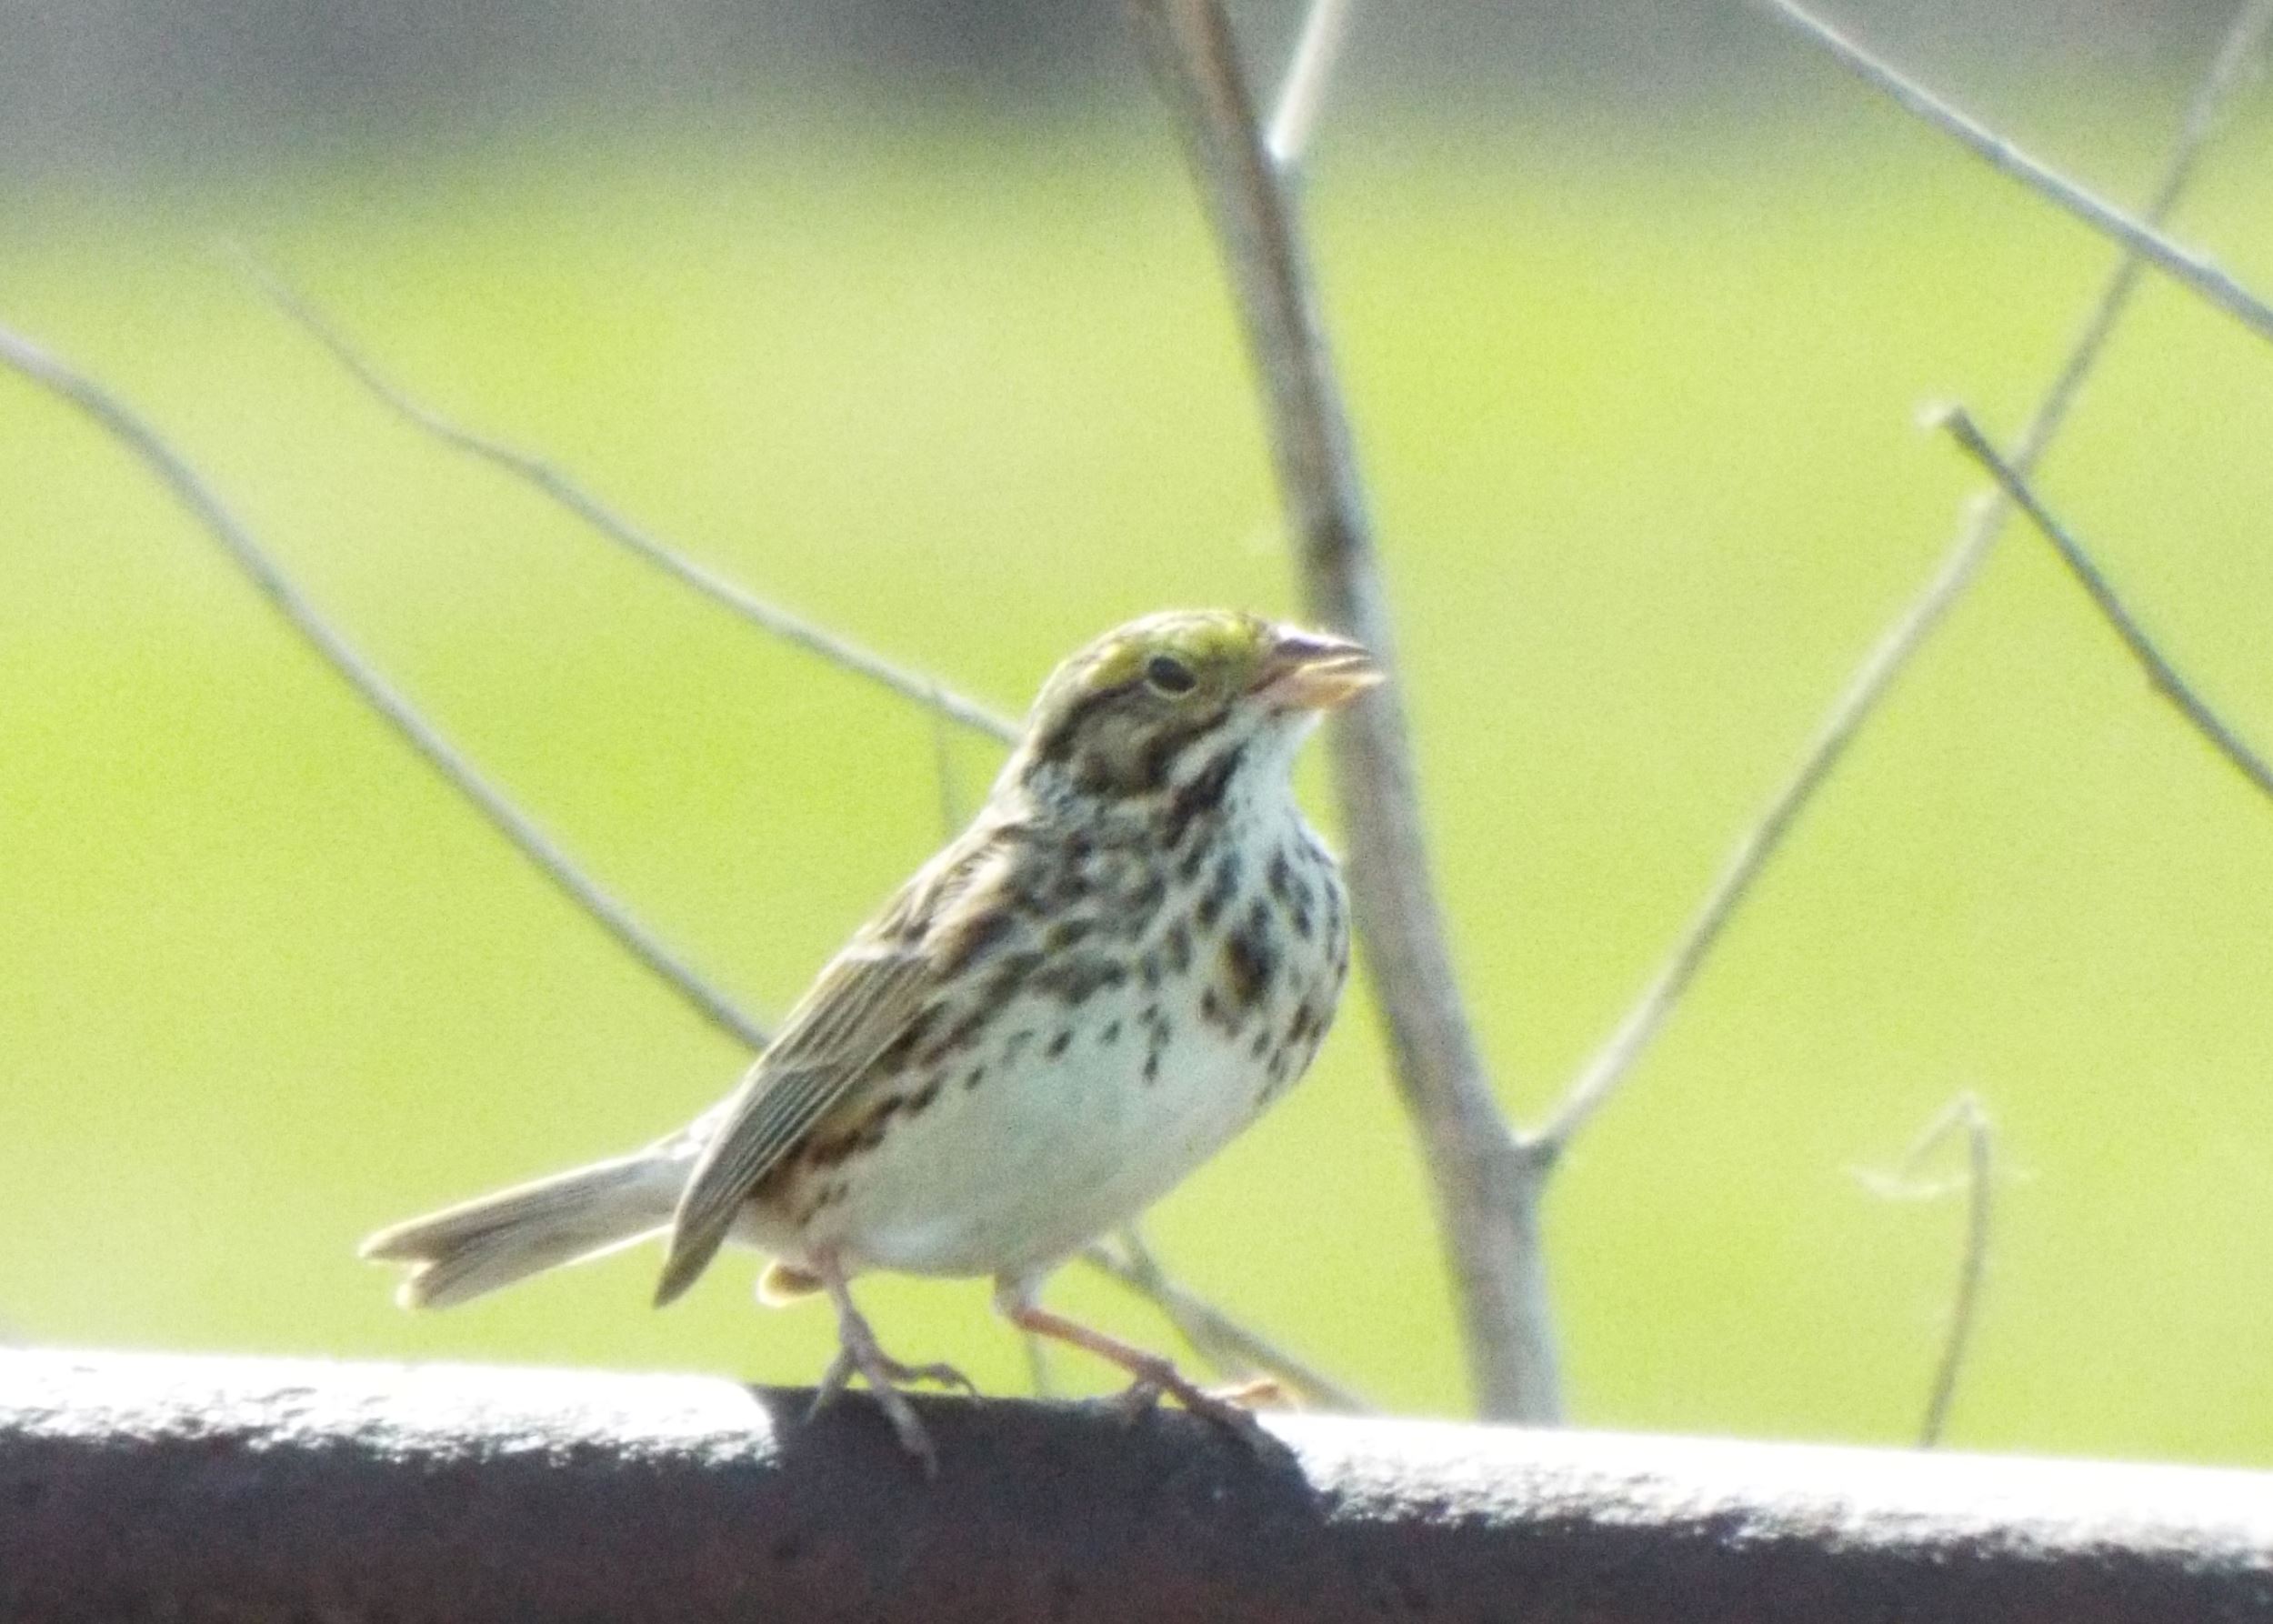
xmin=2 ymin=1348 xmax=2268 ymax=1622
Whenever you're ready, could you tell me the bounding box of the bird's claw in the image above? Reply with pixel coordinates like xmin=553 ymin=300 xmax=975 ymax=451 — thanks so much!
xmin=808 ymin=1334 xmax=973 ymax=1478
xmin=1106 ymin=1360 xmax=1272 ymax=1446
xmin=889 ymin=1358 xmax=978 ymax=1397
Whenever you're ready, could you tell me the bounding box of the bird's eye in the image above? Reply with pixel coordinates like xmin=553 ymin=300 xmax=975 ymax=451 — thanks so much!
xmin=1145 ymin=654 xmax=1197 ymax=695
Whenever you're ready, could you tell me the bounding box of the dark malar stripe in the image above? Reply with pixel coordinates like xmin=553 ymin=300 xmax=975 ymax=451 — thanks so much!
xmin=1137 ymin=705 xmax=1234 ymax=791
xmin=1161 ymin=743 xmax=1247 ymax=848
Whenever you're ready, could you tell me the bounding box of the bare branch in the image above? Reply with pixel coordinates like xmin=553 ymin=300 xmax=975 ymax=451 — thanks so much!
xmin=237 ymin=255 xmax=1023 ymax=747
xmin=1760 ymin=0 xmax=2273 ymax=349
xmin=1534 ymin=0 xmax=2273 ymax=1158
xmin=1938 ymin=408 xmax=2273 ymax=806
xmin=1857 ymin=1094 xmax=1996 ymax=1449
xmin=1080 ymin=1234 xmax=1371 ymax=1412
xmin=1267 ymin=0 xmax=1357 ymax=170
xmin=1126 ymin=0 xmax=1551 ymax=1420
xmin=0 ymin=323 xmax=772 ymax=1054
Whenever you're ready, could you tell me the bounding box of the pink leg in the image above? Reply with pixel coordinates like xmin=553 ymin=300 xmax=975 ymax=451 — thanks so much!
xmin=993 ymin=1279 xmax=1268 ymax=1442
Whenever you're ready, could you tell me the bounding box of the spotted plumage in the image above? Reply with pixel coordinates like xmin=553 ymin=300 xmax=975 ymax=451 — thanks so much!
xmin=360 ymin=609 xmax=1379 ymax=1472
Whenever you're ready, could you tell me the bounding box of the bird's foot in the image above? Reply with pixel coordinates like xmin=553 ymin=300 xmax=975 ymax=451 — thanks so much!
xmin=809 ymin=1299 xmax=975 ymax=1477
xmin=998 ymin=1291 xmax=1270 ymax=1448
xmin=1108 ymin=1357 xmax=1272 ymax=1444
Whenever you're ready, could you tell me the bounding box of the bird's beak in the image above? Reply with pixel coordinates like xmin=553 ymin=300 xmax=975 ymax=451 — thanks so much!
xmin=1262 ymin=630 xmax=1383 ymax=712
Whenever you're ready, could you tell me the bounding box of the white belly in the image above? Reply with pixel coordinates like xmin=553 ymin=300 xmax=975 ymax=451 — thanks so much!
xmin=797 ymin=967 xmax=1283 ymax=1278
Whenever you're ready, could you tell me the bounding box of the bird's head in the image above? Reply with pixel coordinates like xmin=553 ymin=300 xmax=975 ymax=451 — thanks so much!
xmin=1013 ymin=610 xmax=1379 ymax=804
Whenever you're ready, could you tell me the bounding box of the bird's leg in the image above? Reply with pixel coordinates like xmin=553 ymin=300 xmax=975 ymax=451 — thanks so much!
xmin=808 ymin=1254 xmax=974 ymax=1475
xmin=992 ymin=1278 xmax=1268 ymax=1442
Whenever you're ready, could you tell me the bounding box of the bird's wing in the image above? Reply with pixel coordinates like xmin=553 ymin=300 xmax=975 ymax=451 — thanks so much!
xmin=650 ymin=823 xmax=1025 ymax=1306
xmin=652 ymin=940 xmax=936 ymax=1305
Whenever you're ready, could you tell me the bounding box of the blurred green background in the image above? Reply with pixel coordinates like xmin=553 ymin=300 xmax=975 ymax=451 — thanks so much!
xmin=5 ymin=5 xmax=2273 ymax=1471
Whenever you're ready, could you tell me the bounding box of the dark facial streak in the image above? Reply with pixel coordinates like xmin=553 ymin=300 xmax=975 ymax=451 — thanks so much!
xmin=1137 ymin=706 xmax=1232 ymax=792
xmin=1162 ymin=744 xmax=1247 ymax=850
xmin=1033 ymin=677 xmax=1142 ymax=767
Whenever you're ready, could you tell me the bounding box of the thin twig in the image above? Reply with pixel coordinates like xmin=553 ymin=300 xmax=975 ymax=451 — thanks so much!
xmin=1761 ymin=0 xmax=2273 ymax=349
xmin=1126 ymin=0 xmax=1551 ymax=1421
xmin=0 ymin=323 xmax=772 ymax=1054
xmin=1923 ymin=1098 xmax=1993 ymax=1449
xmin=1267 ymin=0 xmax=1357 ymax=169
xmin=1857 ymin=1094 xmax=1995 ymax=1449
xmin=1938 ymin=407 xmax=2273 ymax=804
xmin=1534 ymin=0 xmax=2273 ymax=1158
xmin=927 ymin=680 xmax=968 ymax=837
xmin=1081 ymin=1235 xmax=1371 ymax=1411
xmin=236 ymin=255 xmax=1023 ymax=747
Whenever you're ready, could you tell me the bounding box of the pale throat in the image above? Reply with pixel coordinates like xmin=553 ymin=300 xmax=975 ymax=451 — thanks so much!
xmin=1014 ymin=710 xmax=1317 ymax=847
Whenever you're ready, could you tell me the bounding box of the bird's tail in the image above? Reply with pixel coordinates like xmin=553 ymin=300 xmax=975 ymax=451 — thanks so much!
xmin=359 ymin=1151 xmax=686 ymax=1309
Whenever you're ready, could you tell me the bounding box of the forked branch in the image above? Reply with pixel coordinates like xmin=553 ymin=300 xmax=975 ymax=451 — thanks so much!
xmin=0 ymin=325 xmax=773 ymax=1055
xmin=1533 ymin=0 xmax=2273 ymax=1159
